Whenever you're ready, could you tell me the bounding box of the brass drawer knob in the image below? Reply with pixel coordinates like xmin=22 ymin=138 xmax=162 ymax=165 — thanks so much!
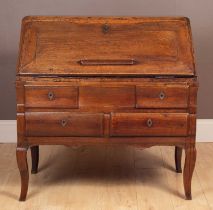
xmin=159 ymin=91 xmax=165 ymax=100
xmin=147 ymin=119 xmax=153 ymax=127
xmin=48 ymin=91 xmax=54 ymax=100
xmin=61 ymin=119 xmax=68 ymax=127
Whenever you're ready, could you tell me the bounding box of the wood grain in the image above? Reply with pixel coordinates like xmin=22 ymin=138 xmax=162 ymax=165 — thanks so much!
xmin=25 ymin=112 xmax=104 ymax=137
xmin=16 ymin=16 xmax=198 ymax=201
xmin=16 ymin=147 xmax=29 ymax=201
xmin=183 ymin=143 xmax=197 ymax=200
xmin=17 ymin=16 xmax=195 ymax=76
xmin=136 ymin=84 xmax=189 ymax=108
xmin=175 ymin=146 xmax=182 ymax=173
xmin=79 ymin=85 xmax=135 ymax=108
xmin=30 ymin=146 xmax=39 ymax=174
xmin=25 ymin=85 xmax=78 ymax=108
xmin=110 ymin=113 xmax=189 ymax=137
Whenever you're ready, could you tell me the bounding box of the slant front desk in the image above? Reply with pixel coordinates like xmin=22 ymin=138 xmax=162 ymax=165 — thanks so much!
xmin=16 ymin=16 xmax=198 ymax=201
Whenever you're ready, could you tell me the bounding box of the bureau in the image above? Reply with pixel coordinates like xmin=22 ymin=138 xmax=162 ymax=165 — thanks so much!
xmin=16 ymin=16 xmax=198 ymax=201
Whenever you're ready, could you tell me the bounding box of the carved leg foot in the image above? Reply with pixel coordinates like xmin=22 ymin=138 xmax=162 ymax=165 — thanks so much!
xmin=16 ymin=147 xmax=29 ymax=201
xmin=183 ymin=145 xmax=196 ymax=200
xmin=175 ymin=146 xmax=182 ymax=173
xmin=31 ymin=146 xmax=39 ymax=174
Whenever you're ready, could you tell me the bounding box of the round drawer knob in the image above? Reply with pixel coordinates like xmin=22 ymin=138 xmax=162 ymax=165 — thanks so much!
xmin=159 ymin=91 xmax=165 ymax=100
xmin=61 ymin=119 xmax=68 ymax=127
xmin=48 ymin=91 xmax=54 ymax=100
xmin=147 ymin=119 xmax=153 ymax=128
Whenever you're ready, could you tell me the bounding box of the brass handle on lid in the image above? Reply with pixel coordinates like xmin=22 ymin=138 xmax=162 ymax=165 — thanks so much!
xmin=78 ymin=59 xmax=137 ymax=66
xmin=147 ymin=119 xmax=153 ymax=128
xmin=48 ymin=91 xmax=54 ymax=100
xmin=61 ymin=119 xmax=68 ymax=127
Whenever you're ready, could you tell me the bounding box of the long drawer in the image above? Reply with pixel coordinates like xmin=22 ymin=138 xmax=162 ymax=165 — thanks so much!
xmin=110 ymin=113 xmax=189 ymax=137
xmin=25 ymin=112 xmax=104 ymax=137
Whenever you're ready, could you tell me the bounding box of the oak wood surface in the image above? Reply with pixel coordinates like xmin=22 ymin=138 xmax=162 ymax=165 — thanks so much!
xmin=175 ymin=146 xmax=183 ymax=173
xmin=30 ymin=146 xmax=39 ymax=174
xmin=25 ymin=112 xmax=104 ymax=137
xmin=16 ymin=147 xmax=29 ymax=201
xmin=136 ymin=84 xmax=189 ymax=108
xmin=183 ymin=143 xmax=197 ymax=200
xmin=16 ymin=16 xmax=198 ymax=201
xmin=25 ymin=85 xmax=78 ymax=108
xmin=17 ymin=16 xmax=195 ymax=76
xmin=79 ymin=85 xmax=135 ymax=108
xmin=110 ymin=113 xmax=189 ymax=137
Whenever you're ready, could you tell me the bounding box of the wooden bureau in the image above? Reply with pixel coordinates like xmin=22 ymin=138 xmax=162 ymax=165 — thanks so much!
xmin=16 ymin=16 xmax=198 ymax=201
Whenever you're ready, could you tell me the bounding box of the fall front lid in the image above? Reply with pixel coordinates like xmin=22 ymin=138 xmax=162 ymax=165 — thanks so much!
xmin=17 ymin=16 xmax=195 ymax=76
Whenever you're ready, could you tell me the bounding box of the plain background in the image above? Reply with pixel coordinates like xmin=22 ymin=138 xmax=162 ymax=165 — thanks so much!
xmin=0 ymin=0 xmax=212 ymax=119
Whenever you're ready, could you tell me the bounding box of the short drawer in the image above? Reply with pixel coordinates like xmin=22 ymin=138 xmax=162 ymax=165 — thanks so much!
xmin=25 ymin=86 xmax=78 ymax=108
xmin=25 ymin=112 xmax=104 ymax=137
xmin=136 ymin=85 xmax=189 ymax=108
xmin=110 ymin=113 xmax=188 ymax=137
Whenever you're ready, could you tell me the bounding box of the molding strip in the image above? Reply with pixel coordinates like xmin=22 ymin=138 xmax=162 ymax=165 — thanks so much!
xmin=0 ymin=120 xmax=212 ymax=143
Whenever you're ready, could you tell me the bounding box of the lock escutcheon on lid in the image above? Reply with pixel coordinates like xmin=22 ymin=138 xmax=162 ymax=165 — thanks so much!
xmin=102 ymin=23 xmax=110 ymax=34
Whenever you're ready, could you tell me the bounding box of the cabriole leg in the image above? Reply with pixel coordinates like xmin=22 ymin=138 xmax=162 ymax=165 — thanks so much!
xmin=183 ymin=144 xmax=196 ymax=200
xmin=16 ymin=147 xmax=29 ymax=201
xmin=31 ymin=146 xmax=39 ymax=174
xmin=175 ymin=146 xmax=182 ymax=173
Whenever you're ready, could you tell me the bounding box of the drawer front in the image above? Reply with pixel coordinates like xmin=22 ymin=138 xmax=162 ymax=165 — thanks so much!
xmin=110 ymin=113 xmax=188 ymax=137
xmin=136 ymin=85 xmax=189 ymax=108
xmin=79 ymin=86 xmax=135 ymax=108
xmin=25 ymin=86 xmax=78 ymax=108
xmin=25 ymin=112 xmax=104 ymax=137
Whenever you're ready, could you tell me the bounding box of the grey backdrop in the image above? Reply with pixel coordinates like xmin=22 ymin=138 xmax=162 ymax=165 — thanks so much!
xmin=0 ymin=0 xmax=212 ymax=119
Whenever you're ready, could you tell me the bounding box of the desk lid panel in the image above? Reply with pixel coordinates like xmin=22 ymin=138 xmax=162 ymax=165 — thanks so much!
xmin=17 ymin=16 xmax=195 ymax=76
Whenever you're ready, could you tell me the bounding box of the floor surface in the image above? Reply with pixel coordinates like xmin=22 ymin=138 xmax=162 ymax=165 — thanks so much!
xmin=0 ymin=143 xmax=212 ymax=210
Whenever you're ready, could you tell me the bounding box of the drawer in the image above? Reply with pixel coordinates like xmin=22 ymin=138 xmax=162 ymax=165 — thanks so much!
xmin=110 ymin=113 xmax=188 ymax=137
xmin=136 ymin=85 xmax=189 ymax=108
xmin=25 ymin=86 xmax=78 ymax=108
xmin=79 ymin=86 xmax=135 ymax=108
xmin=25 ymin=112 xmax=104 ymax=137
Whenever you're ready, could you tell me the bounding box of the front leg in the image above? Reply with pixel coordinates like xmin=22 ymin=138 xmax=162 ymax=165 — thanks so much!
xmin=16 ymin=147 xmax=29 ymax=201
xmin=183 ymin=144 xmax=196 ymax=200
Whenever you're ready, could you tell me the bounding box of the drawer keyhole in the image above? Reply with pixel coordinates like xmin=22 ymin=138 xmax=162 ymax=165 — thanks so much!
xmin=61 ymin=119 xmax=68 ymax=127
xmin=147 ymin=119 xmax=153 ymax=128
xmin=48 ymin=91 xmax=54 ymax=100
xmin=159 ymin=91 xmax=165 ymax=100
